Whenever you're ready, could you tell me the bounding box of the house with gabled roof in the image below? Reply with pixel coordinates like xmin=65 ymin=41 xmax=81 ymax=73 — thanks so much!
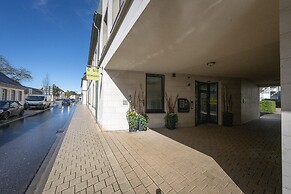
xmin=0 ymin=72 xmax=26 ymax=104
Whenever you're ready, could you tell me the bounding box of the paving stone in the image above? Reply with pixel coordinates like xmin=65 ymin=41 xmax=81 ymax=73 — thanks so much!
xmin=134 ymin=184 xmax=147 ymax=194
xmin=56 ymin=182 xmax=69 ymax=193
xmin=86 ymin=185 xmax=95 ymax=194
xmin=101 ymin=185 xmax=114 ymax=194
xmin=141 ymin=176 xmax=154 ymax=187
xmin=105 ymin=176 xmax=116 ymax=186
xmin=41 ymin=106 xmax=248 ymax=194
xmin=119 ymin=182 xmax=132 ymax=193
xmin=69 ymin=176 xmax=81 ymax=187
xmin=159 ymin=181 xmax=172 ymax=193
xmin=75 ymin=181 xmax=87 ymax=193
xmin=87 ymin=176 xmax=99 ymax=187
xmin=61 ymin=186 xmax=74 ymax=194
xmin=81 ymin=173 xmax=92 ymax=182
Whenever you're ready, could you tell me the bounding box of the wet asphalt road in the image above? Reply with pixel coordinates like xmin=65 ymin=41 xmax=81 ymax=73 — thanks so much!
xmin=0 ymin=105 xmax=76 ymax=194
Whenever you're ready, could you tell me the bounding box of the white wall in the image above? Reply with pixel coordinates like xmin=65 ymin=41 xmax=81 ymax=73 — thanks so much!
xmin=98 ymin=69 xmax=133 ymax=130
xmin=98 ymin=69 xmax=245 ymax=130
xmin=241 ymin=80 xmax=260 ymax=124
xmin=82 ymin=80 xmax=88 ymax=105
xmin=280 ymin=0 xmax=291 ymax=192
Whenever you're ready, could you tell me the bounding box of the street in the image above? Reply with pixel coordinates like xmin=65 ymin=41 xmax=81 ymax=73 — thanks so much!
xmin=0 ymin=105 xmax=75 ymax=194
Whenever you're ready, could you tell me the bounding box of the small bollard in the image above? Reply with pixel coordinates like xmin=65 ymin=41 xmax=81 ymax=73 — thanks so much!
xmin=156 ymin=188 xmax=162 ymax=194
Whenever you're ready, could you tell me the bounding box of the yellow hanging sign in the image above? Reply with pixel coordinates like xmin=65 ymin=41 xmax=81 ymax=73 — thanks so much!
xmin=86 ymin=67 xmax=100 ymax=80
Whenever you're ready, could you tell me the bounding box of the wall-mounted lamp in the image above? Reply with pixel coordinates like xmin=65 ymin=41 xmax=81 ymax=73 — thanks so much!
xmin=207 ymin=61 xmax=216 ymax=67
xmin=188 ymin=83 xmax=191 ymax=87
xmin=172 ymin=73 xmax=176 ymax=77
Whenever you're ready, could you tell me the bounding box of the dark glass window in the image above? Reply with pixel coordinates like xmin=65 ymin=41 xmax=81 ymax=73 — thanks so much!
xmin=18 ymin=91 xmax=22 ymax=101
xmin=11 ymin=90 xmax=15 ymax=100
xmin=146 ymin=74 xmax=164 ymax=113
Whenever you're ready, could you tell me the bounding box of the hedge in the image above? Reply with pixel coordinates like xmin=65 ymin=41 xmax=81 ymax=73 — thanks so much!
xmin=260 ymin=100 xmax=276 ymax=113
xmin=262 ymin=99 xmax=281 ymax=108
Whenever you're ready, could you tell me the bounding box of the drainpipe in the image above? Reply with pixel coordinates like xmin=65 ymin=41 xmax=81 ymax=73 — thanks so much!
xmin=93 ymin=13 xmax=100 ymax=123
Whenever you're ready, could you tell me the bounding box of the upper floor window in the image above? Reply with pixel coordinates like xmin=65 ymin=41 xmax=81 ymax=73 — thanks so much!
xmin=146 ymin=74 xmax=165 ymax=113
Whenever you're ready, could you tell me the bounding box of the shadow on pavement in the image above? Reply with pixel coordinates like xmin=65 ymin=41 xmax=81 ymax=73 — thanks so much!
xmin=152 ymin=114 xmax=281 ymax=194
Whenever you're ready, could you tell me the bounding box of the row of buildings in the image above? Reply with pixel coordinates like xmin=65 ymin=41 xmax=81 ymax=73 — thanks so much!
xmin=82 ymin=0 xmax=291 ymax=192
xmin=0 ymin=72 xmax=69 ymax=104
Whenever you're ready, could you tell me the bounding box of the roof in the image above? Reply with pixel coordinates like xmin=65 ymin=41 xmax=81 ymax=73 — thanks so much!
xmin=0 ymin=72 xmax=25 ymax=89
xmin=24 ymin=87 xmax=43 ymax=95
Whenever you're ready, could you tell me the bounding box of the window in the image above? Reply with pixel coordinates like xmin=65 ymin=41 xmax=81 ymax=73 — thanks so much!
xmin=10 ymin=102 xmax=18 ymax=108
xmin=2 ymin=89 xmax=7 ymax=100
xmin=11 ymin=90 xmax=15 ymax=100
xmin=18 ymin=91 xmax=22 ymax=101
xmin=146 ymin=74 xmax=165 ymax=113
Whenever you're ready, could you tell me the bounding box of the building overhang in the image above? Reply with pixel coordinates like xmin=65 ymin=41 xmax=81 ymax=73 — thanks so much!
xmin=105 ymin=0 xmax=280 ymax=85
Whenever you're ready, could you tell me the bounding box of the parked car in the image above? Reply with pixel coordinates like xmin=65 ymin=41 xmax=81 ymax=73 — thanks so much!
xmin=62 ymin=99 xmax=71 ymax=106
xmin=25 ymin=95 xmax=51 ymax=109
xmin=55 ymin=99 xmax=63 ymax=107
xmin=0 ymin=100 xmax=25 ymax=120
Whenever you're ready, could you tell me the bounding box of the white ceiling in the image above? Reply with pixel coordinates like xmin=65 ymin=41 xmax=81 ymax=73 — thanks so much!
xmin=106 ymin=0 xmax=280 ymax=84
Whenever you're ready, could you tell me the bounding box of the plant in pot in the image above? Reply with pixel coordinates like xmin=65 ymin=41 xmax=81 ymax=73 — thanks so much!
xmin=223 ymin=85 xmax=233 ymax=127
xmin=164 ymin=93 xmax=179 ymax=129
xmin=136 ymin=85 xmax=149 ymax=131
xmin=138 ymin=114 xmax=148 ymax=131
xmin=126 ymin=109 xmax=138 ymax=132
xmin=127 ymin=85 xmax=149 ymax=131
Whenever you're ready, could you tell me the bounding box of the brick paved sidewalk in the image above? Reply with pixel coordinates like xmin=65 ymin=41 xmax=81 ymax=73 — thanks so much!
xmin=42 ymin=105 xmax=242 ymax=194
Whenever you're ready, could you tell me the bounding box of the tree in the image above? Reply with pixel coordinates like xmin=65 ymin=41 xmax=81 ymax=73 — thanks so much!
xmin=0 ymin=55 xmax=32 ymax=82
xmin=52 ymin=84 xmax=61 ymax=97
xmin=65 ymin=90 xmax=73 ymax=98
xmin=42 ymin=73 xmax=50 ymax=95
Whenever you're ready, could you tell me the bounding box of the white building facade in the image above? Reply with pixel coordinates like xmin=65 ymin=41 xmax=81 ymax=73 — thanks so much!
xmin=84 ymin=1 xmax=291 ymax=192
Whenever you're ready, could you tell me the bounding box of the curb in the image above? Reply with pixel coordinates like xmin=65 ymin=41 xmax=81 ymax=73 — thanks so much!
xmin=25 ymin=106 xmax=76 ymax=194
xmin=0 ymin=108 xmax=52 ymax=127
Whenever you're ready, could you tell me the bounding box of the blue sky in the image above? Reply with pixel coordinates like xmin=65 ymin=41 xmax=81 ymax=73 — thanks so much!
xmin=0 ymin=0 xmax=99 ymax=93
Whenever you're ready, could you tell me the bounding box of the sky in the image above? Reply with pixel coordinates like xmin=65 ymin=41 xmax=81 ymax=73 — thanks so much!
xmin=0 ymin=0 xmax=99 ymax=93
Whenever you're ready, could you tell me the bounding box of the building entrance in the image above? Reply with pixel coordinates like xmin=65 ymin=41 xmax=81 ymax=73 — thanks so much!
xmin=195 ymin=81 xmax=218 ymax=125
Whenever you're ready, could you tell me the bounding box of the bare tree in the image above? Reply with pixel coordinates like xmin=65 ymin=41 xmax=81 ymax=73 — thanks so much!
xmin=42 ymin=73 xmax=50 ymax=95
xmin=0 ymin=55 xmax=32 ymax=82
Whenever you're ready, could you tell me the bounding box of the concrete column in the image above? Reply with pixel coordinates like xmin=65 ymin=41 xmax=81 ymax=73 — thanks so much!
xmin=280 ymin=0 xmax=291 ymax=193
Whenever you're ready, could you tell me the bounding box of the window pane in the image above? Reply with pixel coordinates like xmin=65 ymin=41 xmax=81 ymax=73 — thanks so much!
xmin=146 ymin=75 xmax=164 ymax=112
xmin=18 ymin=91 xmax=22 ymax=101
xmin=11 ymin=90 xmax=15 ymax=100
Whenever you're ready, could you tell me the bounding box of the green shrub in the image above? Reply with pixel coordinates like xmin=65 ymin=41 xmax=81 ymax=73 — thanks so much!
xmin=139 ymin=114 xmax=148 ymax=131
xmin=263 ymin=99 xmax=281 ymax=108
xmin=260 ymin=100 xmax=276 ymax=113
xmin=126 ymin=110 xmax=138 ymax=131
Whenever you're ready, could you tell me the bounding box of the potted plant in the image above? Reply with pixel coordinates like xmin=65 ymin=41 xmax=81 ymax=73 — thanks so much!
xmin=138 ymin=114 xmax=148 ymax=131
xmin=223 ymin=85 xmax=233 ymax=127
xmin=126 ymin=109 xmax=138 ymax=132
xmin=164 ymin=93 xmax=179 ymax=129
xmin=127 ymin=85 xmax=149 ymax=132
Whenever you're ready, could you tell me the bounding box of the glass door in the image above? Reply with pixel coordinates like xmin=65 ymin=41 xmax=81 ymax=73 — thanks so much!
xmin=195 ymin=81 xmax=218 ymax=125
